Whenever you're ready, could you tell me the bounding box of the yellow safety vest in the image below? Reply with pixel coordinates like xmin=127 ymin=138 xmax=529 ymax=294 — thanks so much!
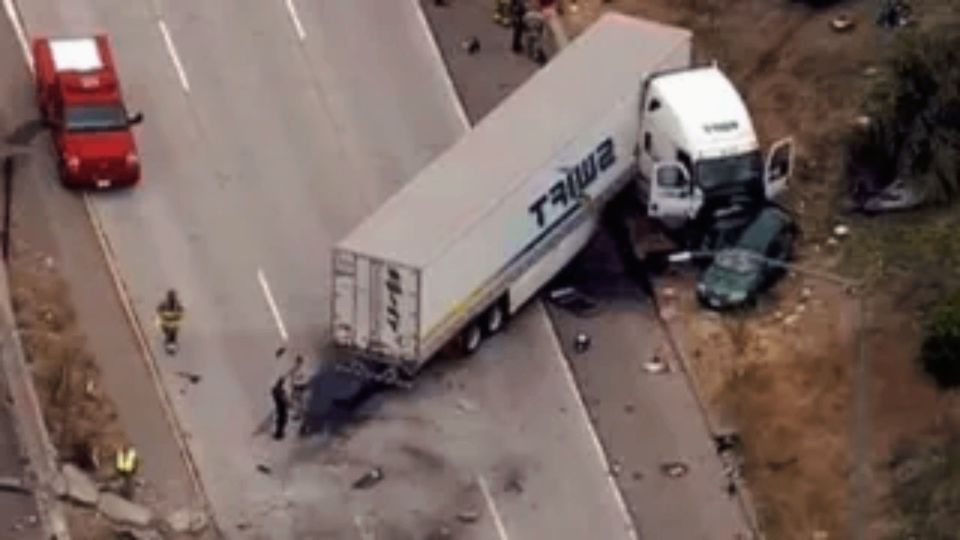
xmin=116 ymin=448 xmax=138 ymax=475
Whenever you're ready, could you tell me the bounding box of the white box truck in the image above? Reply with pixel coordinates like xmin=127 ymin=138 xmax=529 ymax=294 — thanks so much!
xmin=332 ymin=13 xmax=793 ymax=384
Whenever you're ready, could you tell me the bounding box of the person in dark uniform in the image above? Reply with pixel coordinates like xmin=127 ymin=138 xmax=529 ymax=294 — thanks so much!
xmin=510 ymin=0 xmax=527 ymax=54
xmin=271 ymin=376 xmax=289 ymax=440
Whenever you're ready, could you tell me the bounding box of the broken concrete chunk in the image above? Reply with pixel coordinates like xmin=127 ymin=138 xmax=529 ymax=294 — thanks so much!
xmin=99 ymin=492 xmax=153 ymax=528
xmin=0 ymin=476 xmax=30 ymax=495
xmin=352 ymin=467 xmax=384 ymax=489
xmin=166 ymin=508 xmax=208 ymax=534
xmin=62 ymin=464 xmax=99 ymax=506
xmin=457 ymin=509 xmax=480 ymax=523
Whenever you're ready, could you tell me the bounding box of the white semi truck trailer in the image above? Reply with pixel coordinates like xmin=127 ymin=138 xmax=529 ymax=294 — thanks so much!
xmin=332 ymin=13 xmax=793 ymax=384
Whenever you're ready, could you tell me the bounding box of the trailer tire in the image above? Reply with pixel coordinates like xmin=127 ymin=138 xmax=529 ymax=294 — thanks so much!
xmin=461 ymin=323 xmax=483 ymax=355
xmin=484 ymin=303 xmax=506 ymax=335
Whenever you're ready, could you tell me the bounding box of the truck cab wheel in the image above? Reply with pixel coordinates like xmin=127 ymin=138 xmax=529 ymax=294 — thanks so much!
xmin=484 ymin=304 xmax=506 ymax=335
xmin=461 ymin=323 xmax=483 ymax=355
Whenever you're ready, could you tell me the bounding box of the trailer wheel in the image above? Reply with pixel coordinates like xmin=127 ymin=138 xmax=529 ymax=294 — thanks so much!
xmin=461 ymin=323 xmax=483 ymax=355
xmin=484 ymin=303 xmax=506 ymax=335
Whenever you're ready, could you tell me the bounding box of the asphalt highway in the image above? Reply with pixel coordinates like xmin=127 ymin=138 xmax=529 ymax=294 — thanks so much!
xmin=8 ymin=0 xmax=635 ymax=537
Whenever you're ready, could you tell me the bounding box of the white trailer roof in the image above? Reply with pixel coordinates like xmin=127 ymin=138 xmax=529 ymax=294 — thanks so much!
xmin=50 ymin=38 xmax=103 ymax=72
xmin=338 ymin=13 xmax=691 ymax=266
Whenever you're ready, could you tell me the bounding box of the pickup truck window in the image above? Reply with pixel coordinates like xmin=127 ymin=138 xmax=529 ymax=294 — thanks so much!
xmin=64 ymin=104 xmax=128 ymax=132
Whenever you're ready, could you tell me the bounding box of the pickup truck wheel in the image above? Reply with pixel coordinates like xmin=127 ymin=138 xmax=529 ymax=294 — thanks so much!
xmin=461 ymin=323 xmax=483 ymax=355
xmin=484 ymin=304 xmax=506 ymax=335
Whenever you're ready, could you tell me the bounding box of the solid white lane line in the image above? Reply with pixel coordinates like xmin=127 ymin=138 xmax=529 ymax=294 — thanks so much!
xmin=257 ymin=268 xmax=289 ymax=342
xmin=537 ymin=302 xmax=638 ymax=540
xmin=477 ymin=475 xmax=510 ymax=540
xmin=157 ymin=19 xmax=190 ymax=92
xmin=2 ymin=0 xmax=31 ymax=71
xmin=411 ymin=0 xmax=470 ymax=130
xmin=284 ymin=0 xmax=307 ymax=41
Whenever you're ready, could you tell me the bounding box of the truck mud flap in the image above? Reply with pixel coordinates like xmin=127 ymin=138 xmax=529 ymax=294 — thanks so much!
xmin=334 ymin=357 xmax=414 ymax=390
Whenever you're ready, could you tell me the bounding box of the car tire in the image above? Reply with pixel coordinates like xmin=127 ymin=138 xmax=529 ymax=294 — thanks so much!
xmin=484 ymin=303 xmax=506 ymax=335
xmin=461 ymin=323 xmax=483 ymax=355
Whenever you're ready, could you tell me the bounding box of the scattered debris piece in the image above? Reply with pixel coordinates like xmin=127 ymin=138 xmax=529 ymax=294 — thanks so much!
xmin=660 ymin=462 xmax=689 ymax=478
xmin=830 ymin=14 xmax=855 ymax=32
xmin=573 ymin=332 xmax=591 ymax=353
xmin=61 ymin=463 xmax=99 ymax=506
xmin=462 ymin=37 xmax=481 ymax=55
xmin=832 ymin=224 xmax=850 ymax=238
xmin=504 ymin=469 xmax=525 ymax=494
xmin=456 ymin=398 xmax=478 ymax=413
xmin=643 ymin=355 xmax=668 ymax=374
xmin=631 ymin=471 xmax=643 ymax=481
xmin=713 ymin=433 xmax=742 ymax=455
xmin=610 ymin=460 xmax=622 ymax=477
xmin=662 ymin=287 xmax=676 ymax=299
xmin=176 ymin=371 xmax=202 ymax=384
xmin=166 ymin=508 xmax=209 ymax=534
xmin=783 ymin=314 xmax=800 ymax=327
xmin=256 ymin=464 xmax=272 ymax=475
xmin=0 ymin=476 xmax=30 ymax=495
xmin=549 ymin=286 xmax=600 ymax=316
xmin=624 ymin=404 xmax=635 ymax=414
xmin=801 ymin=287 xmax=813 ymax=301
xmin=863 ymin=66 xmax=879 ymax=77
xmin=352 ymin=467 xmax=384 ymax=489
xmin=99 ymin=492 xmax=153 ymax=528
xmin=457 ymin=509 xmax=480 ymax=523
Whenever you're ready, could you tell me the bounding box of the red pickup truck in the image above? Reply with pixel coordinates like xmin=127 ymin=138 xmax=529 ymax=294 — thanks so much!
xmin=33 ymin=35 xmax=144 ymax=189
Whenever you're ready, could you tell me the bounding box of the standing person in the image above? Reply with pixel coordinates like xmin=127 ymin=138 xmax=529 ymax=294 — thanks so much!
xmin=523 ymin=7 xmax=547 ymax=64
xmin=271 ymin=376 xmax=289 ymax=440
xmin=289 ymin=355 xmax=309 ymax=422
xmin=510 ymin=0 xmax=527 ymax=54
xmin=156 ymin=289 xmax=185 ymax=355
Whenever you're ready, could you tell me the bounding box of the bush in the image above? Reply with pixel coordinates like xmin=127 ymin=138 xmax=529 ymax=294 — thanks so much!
xmin=920 ymin=291 xmax=960 ymax=388
xmin=846 ymin=19 xmax=960 ymax=204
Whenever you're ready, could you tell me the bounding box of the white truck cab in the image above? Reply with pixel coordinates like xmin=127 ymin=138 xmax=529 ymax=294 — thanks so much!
xmin=636 ymin=65 xmax=793 ymax=225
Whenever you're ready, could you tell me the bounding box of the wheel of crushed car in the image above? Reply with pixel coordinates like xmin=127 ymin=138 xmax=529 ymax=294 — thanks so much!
xmin=461 ymin=323 xmax=483 ymax=355
xmin=484 ymin=303 xmax=506 ymax=335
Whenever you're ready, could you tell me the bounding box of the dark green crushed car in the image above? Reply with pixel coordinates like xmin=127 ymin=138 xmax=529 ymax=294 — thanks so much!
xmin=696 ymin=206 xmax=798 ymax=310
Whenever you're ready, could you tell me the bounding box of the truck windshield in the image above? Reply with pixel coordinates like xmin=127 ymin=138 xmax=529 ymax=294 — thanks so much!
xmin=695 ymin=151 xmax=762 ymax=191
xmin=64 ymin=104 xmax=127 ymax=132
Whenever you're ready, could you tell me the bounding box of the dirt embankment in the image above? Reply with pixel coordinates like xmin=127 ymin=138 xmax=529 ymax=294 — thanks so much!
xmin=558 ymin=0 xmax=947 ymax=538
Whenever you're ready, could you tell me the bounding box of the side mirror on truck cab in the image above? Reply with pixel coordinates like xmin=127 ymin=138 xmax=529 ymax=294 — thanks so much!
xmin=127 ymin=111 xmax=144 ymax=126
xmin=764 ymin=137 xmax=794 ymax=200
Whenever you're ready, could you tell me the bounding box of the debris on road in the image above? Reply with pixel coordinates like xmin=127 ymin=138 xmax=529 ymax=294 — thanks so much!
xmin=660 ymin=462 xmax=689 ymax=478
xmin=175 ymin=371 xmax=201 ymax=384
xmin=256 ymin=464 xmax=271 ymax=475
xmin=352 ymin=467 xmax=384 ymax=489
xmin=830 ymin=14 xmax=855 ymax=32
xmin=462 ymin=37 xmax=481 ymax=55
xmin=457 ymin=509 xmax=480 ymax=523
xmin=61 ymin=463 xmax=99 ymax=506
xmin=456 ymin=398 xmax=478 ymax=413
xmin=548 ymin=286 xmax=600 ymax=317
xmin=573 ymin=332 xmax=591 ymax=353
xmin=165 ymin=508 xmax=208 ymax=534
xmin=832 ymin=224 xmax=850 ymax=239
xmin=98 ymin=492 xmax=153 ymax=528
xmin=0 ymin=476 xmax=30 ymax=495
xmin=643 ymin=355 xmax=668 ymax=374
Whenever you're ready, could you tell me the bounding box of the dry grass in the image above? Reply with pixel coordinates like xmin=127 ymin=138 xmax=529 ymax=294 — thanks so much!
xmin=8 ymin=245 xmax=127 ymax=481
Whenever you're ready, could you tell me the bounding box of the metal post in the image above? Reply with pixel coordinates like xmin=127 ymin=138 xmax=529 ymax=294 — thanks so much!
xmin=2 ymin=156 xmax=13 ymax=262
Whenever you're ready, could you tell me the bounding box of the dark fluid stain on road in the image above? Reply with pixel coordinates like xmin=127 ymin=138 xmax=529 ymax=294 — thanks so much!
xmin=299 ymin=366 xmax=391 ymax=436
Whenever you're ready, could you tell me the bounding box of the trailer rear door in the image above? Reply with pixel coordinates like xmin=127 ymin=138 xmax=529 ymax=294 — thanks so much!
xmin=332 ymin=249 xmax=421 ymax=362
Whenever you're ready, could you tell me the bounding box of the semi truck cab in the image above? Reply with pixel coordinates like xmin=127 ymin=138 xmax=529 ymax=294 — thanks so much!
xmin=636 ymin=65 xmax=793 ymax=225
xmin=33 ymin=35 xmax=144 ymax=189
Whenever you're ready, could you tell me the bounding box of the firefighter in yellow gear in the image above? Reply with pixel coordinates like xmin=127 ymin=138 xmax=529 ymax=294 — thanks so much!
xmin=115 ymin=446 xmax=139 ymax=498
xmin=156 ymin=289 xmax=185 ymax=355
